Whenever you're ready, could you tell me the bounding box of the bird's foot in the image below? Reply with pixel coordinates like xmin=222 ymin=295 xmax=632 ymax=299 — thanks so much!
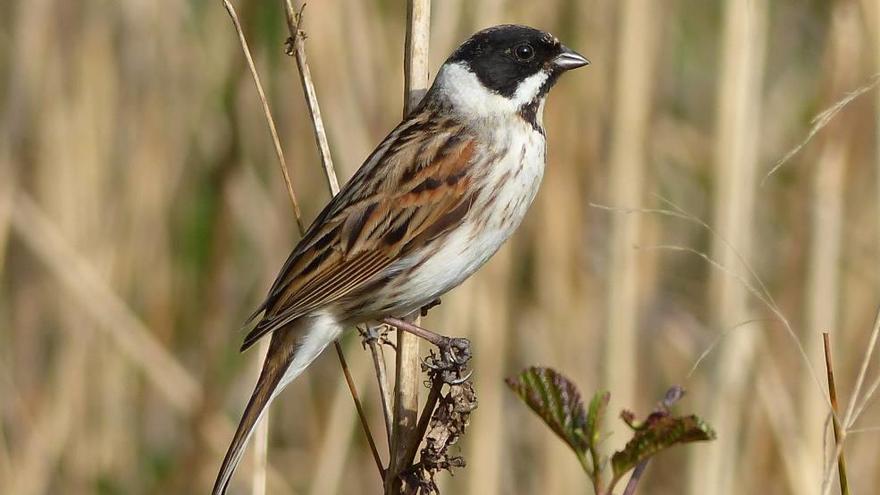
xmin=422 ymin=336 xmax=472 ymax=384
xmin=359 ymin=324 xmax=395 ymax=350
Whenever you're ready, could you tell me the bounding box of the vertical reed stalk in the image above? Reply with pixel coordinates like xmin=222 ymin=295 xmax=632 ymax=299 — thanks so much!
xmin=386 ymin=2 xmax=430 ymax=493
xmin=604 ymin=0 xmax=657 ymax=423
xmin=689 ymin=1 xmax=767 ymax=494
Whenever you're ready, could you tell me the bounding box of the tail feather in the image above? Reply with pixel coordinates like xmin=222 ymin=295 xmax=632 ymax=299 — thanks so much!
xmin=213 ymin=313 xmax=342 ymax=495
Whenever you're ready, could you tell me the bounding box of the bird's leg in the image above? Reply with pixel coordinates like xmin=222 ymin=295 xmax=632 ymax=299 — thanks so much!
xmin=382 ymin=316 xmax=471 ymax=367
xmin=359 ymin=323 xmax=395 ymax=350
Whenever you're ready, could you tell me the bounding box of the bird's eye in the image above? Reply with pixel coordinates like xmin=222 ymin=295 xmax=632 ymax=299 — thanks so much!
xmin=513 ymin=43 xmax=535 ymax=61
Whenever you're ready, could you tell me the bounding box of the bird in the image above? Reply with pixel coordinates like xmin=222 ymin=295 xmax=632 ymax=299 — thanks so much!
xmin=213 ymin=24 xmax=588 ymax=494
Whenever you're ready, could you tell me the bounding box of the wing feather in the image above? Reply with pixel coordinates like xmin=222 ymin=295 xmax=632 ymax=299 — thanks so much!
xmin=242 ymin=110 xmax=480 ymax=350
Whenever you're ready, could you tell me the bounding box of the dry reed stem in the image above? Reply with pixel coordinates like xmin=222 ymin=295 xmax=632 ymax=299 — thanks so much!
xmin=604 ymin=0 xmax=656 ymax=421
xmin=222 ymin=0 xmax=305 ymax=233
xmin=696 ymin=0 xmax=768 ymax=490
xmin=363 ymin=325 xmax=395 ymax=446
xmin=282 ymin=1 xmax=340 ymax=195
xmin=387 ymin=1 xmax=430 ymax=493
xmin=819 ymin=306 xmax=880 ymax=494
xmin=334 ymin=340 xmax=385 ymax=477
xmin=0 ymin=156 xmax=12 ymax=277
xmin=823 ymin=333 xmax=850 ymax=495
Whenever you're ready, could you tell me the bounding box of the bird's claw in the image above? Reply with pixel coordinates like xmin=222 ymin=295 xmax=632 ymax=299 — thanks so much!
xmin=439 ymin=337 xmax=471 ymax=366
xmin=359 ymin=324 xmax=394 ymax=350
xmin=421 ymin=337 xmax=472 ymax=385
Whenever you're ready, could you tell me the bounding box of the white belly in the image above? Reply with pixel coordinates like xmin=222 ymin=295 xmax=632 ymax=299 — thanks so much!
xmin=384 ymin=123 xmax=546 ymax=311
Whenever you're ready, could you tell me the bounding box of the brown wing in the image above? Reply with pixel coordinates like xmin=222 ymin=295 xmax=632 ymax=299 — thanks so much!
xmin=241 ymin=110 xmax=479 ymax=350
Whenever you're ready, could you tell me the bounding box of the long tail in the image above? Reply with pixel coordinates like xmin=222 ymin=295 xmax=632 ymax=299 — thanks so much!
xmin=212 ymin=313 xmax=342 ymax=495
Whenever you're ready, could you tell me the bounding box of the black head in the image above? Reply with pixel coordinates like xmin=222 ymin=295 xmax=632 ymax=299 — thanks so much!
xmin=447 ymin=25 xmax=588 ymax=99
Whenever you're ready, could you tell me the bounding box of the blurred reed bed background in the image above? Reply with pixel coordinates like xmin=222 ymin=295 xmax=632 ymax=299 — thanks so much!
xmin=2 ymin=0 xmax=880 ymax=493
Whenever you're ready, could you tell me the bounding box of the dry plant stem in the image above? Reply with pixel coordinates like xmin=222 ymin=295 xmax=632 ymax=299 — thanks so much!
xmin=383 ymin=317 xmax=447 ymax=347
xmin=335 ymin=343 xmax=385 ymax=478
xmin=621 ymin=461 xmax=649 ymax=495
xmin=225 ymin=0 xmax=383 ymax=482
xmin=365 ymin=325 xmax=395 ymax=446
xmin=282 ymin=1 xmax=340 ymax=195
xmin=387 ymin=1 xmax=430 ymax=493
xmin=822 ymin=333 xmax=849 ymax=495
xmin=406 ymin=378 xmax=444 ymax=466
xmin=222 ymin=0 xmax=305 ymax=233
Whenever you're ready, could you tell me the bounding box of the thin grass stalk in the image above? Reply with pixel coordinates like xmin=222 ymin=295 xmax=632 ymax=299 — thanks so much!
xmin=222 ymin=0 xmax=305 ymax=234
xmin=823 ymin=333 xmax=850 ymax=495
xmin=386 ymin=1 xmax=430 ymax=493
xmin=282 ymin=1 xmax=340 ymax=195
xmin=689 ymin=1 xmax=767 ymax=494
xmin=364 ymin=325 xmax=395 ymax=446
xmin=308 ymin=341 xmax=376 ymax=495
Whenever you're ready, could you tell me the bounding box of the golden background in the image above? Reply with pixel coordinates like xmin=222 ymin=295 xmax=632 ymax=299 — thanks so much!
xmin=2 ymin=0 xmax=879 ymax=494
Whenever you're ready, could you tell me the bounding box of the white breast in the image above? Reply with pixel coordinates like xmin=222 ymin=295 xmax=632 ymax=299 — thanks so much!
xmin=387 ymin=119 xmax=546 ymax=311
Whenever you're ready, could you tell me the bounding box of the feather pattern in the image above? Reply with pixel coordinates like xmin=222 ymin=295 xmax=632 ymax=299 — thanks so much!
xmin=215 ymin=24 xmax=588 ymax=495
xmin=242 ymin=99 xmax=481 ymax=350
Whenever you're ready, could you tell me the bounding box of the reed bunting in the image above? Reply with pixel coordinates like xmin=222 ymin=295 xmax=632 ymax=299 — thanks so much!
xmin=214 ymin=24 xmax=587 ymax=494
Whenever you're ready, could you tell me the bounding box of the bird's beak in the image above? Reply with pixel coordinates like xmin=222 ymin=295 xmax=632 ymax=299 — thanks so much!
xmin=553 ymin=45 xmax=590 ymax=71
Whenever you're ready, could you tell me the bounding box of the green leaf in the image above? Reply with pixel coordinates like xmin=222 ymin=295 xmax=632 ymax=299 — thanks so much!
xmin=611 ymin=414 xmax=716 ymax=480
xmin=586 ymin=390 xmax=610 ymax=445
xmin=505 ymin=367 xmax=590 ymax=454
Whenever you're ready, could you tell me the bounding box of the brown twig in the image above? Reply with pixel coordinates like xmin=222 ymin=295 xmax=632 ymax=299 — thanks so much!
xmin=383 ymin=317 xmax=447 ymax=347
xmin=362 ymin=325 xmax=395 ymax=446
xmin=407 ymin=378 xmax=443 ymax=466
xmin=282 ymin=1 xmax=340 ymax=195
xmin=822 ymin=333 xmax=849 ymax=495
xmin=387 ymin=2 xmax=430 ymax=493
xmin=222 ymin=0 xmax=305 ymax=233
xmin=334 ymin=342 xmax=385 ymax=479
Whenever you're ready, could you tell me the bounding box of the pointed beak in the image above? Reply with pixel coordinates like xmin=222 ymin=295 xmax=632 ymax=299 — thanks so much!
xmin=553 ymin=45 xmax=590 ymax=71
